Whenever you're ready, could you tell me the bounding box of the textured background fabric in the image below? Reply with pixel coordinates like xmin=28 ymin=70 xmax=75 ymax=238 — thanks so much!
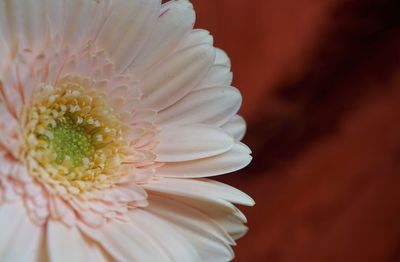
xmin=191 ymin=0 xmax=400 ymax=261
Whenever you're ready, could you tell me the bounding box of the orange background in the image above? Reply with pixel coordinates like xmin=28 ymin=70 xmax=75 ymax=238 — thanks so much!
xmin=191 ymin=0 xmax=400 ymax=261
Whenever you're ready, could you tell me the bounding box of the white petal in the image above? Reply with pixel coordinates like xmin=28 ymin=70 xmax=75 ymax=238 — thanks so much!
xmin=146 ymin=195 xmax=235 ymax=261
xmin=47 ymin=221 xmax=93 ymax=262
xmin=96 ymin=0 xmax=160 ymax=72
xmin=215 ymin=48 xmax=231 ymax=67
xmin=155 ymin=125 xmax=234 ymax=162
xmin=0 ymin=203 xmax=42 ymax=261
xmin=0 ymin=37 xmax=9 ymax=72
xmin=221 ymin=115 xmax=247 ymax=141
xmin=196 ymin=65 xmax=233 ymax=90
xmin=158 ymin=86 xmax=241 ymax=127
xmin=129 ymin=0 xmax=195 ymax=74
xmin=47 ymin=0 xmax=107 ymax=49
xmin=129 ymin=209 xmax=202 ymax=262
xmin=144 ymin=178 xmax=254 ymax=206
xmin=0 ymin=0 xmax=49 ymax=53
xmin=140 ymin=44 xmax=215 ymax=111
xmin=79 ymin=221 xmax=172 ymax=262
xmin=157 ymin=143 xmax=252 ymax=177
xmin=166 ymin=194 xmax=249 ymax=241
xmin=179 ymin=29 xmax=214 ymax=49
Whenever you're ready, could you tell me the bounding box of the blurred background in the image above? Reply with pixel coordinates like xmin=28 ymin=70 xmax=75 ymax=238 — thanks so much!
xmin=190 ymin=0 xmax=400 ymax=261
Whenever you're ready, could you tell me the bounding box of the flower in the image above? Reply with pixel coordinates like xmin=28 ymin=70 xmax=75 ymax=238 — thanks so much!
xmin=0 ymin=0 xmax=254 ymax=261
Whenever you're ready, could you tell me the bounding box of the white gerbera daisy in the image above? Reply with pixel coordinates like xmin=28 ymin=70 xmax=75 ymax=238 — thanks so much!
xmin=0 ymin=0 xmax=254 ymax=261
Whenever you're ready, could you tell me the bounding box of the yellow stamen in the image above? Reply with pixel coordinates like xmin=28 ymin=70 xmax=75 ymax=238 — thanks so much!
xmin=25 ymin=78 xmax=125 ymax=195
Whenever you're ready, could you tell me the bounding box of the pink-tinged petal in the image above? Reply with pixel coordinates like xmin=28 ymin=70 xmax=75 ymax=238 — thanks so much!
xmin=179 ymin=29 xmax=214 ymax=49
xmin=155 ymin=125 xmax=234 ymax=162
xmin=167 ymin=194 xmax=249 ymax=241
xmin=0 ymin=35 xmax=9 ymax=72
xmin=46 ymin=0 xmax=107 ymax=49
xmin=0 ymin=154 xmax=14 ymax=177
xmin=95 ymin=0 xmax=160 ymax=72
xmin=144 ymin=178 xmax=254 ymax=206
xmin=0 ymin=0 xmax=49 ymax=54
xmin=102 ymin=184 xmax=148 ymax=204
xmin=49 ymin=197 xmax=67 ymax=218
xmin=129 ymin=209 xmax=202 ymax=262
xmin=47 ymin=221 xmax=108 ymax=262
xmin=15 ymin=164 xmax=33 ymax=183
xmin=79 ymin=221 xmax=173 ymax=262
xmin=145 ymin=195 xmax=235 ymax=261
xmin=221 ymin=115 xmax=247 ymax=141
xmin=0 ymin=203 xmax=42 ymax=261
xmin=140 ymin=44 xmax=215 ymax=111
xmin=195 ymin=65 xmax=233 ymax=90
xmin=2 ymin=179 xmax=18 ymax=201
xmin=157 ymin=143 xmax=252 ymax=177
xmin=0 ymin=108 xmax=21 ymax=158
xmin=158 ymin=86 xmax=242 ymax=127
xmin=130 ymin=0 xmax=195 ymax=74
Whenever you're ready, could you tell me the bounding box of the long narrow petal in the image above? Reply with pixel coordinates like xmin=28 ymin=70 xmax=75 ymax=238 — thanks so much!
xmin=157 ymin=143 xmax=252 ymax=177
xmin=145 ymin=195 xmax=235 ymax=261
xmin=158 ymin=86 xmax=242 ymax=127
xmin=79 ymin=221 xmax=173 ymax=262
xmin=140 ymin=44 xmax=215 ymax=111
xmin=221 ymin=115 xmax=247 ymax=141
xmin=155 ymin=125 xmax=234 ymax=162
xmin=0 ymin=0 xmax=49 ymax=54
xmin=47 ymin=221 xmax=99 ymax=262
xmin=95 ymin=0 xmax=160 ymax=72
xmin=144 ymin=178 xmax=255 ymax=206
xmin=47 ymin=0 xmax=107 ymax=49
xmin=129 ymin=209 xmax=202 ymax=262
xmin=129 ymin=0 xmax=195 ymax=74
xmin=0 ymin=203 xmax=42 ymax=261
xmin=195 ymin=65 xmax=233 ymax=90
xmin=179 ymin=29 xmax=213 ymax=49
xmin=164 ymin=194 xmax=249 ymax=241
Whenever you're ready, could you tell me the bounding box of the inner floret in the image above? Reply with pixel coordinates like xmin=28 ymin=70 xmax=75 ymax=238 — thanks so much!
xmin=25 ymin=79 xmax=126 ymax=195
xmin=48 ymin=117 xmax=94 ymax=167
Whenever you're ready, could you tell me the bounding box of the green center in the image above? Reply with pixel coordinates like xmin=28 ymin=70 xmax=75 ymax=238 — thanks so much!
xmin=49 ymin=119 xmax=94 ymax=167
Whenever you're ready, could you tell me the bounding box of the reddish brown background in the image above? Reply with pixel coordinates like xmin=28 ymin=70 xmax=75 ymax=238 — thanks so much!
xmin=190 ymin=0 xmax=400 ymax=261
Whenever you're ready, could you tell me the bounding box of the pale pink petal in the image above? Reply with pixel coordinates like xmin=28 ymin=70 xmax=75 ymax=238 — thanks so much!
xmin=129 ymin=0 xmax=195 ymax=74
xmin=95 ymin=0 xmax=160 ymax=72
xmin=0 ymin=0 xmax=49 ymax=54
xmin=47 ymin=221 xmax=108 ymax=262
xmin=0 ymin=38 xmax=8 ymax=74
xmin=157 ymin=143 xmax=252 ymax=177
xmin=46 ymin=0 xmax=107 ymax=49
xmin=221 ymin=115 xmax=247 ymax=141
xmin=145 ymin=195 xmax=235 ymax=261
xmin=158 ymin=86 xmax=241 ymax=127
xmin=155 ymin=125 xmax=234 ymax=162
xmin=129 ymin=209 xmax=203 ymax=261
xmin=0 ymin=203 xmax=42 ymax=261
xmin=140 ymin=44 xmax=215 ymax=111
xmin=195 ymin=65 xmax=233 ymax=90
xmin=179 ymin=29 xmax=214 ymax=49
xmin=144 ymin=178 xmax=254 ymax=206
xmin=79 ymin=221 xmax=172 ymax=262
xmin=165 ymin=194 xmax=249 ymax=241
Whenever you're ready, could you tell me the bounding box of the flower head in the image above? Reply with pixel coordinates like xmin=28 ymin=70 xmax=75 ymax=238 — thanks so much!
xmin=0 ymin=0 xmax=253 ymax=261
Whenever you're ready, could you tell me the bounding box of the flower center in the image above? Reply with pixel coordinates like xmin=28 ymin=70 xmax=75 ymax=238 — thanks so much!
xmin=25 ymin=78 xmax=126 ymax=195
xmin=48 ymin=118 xmax=94 ymax=167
